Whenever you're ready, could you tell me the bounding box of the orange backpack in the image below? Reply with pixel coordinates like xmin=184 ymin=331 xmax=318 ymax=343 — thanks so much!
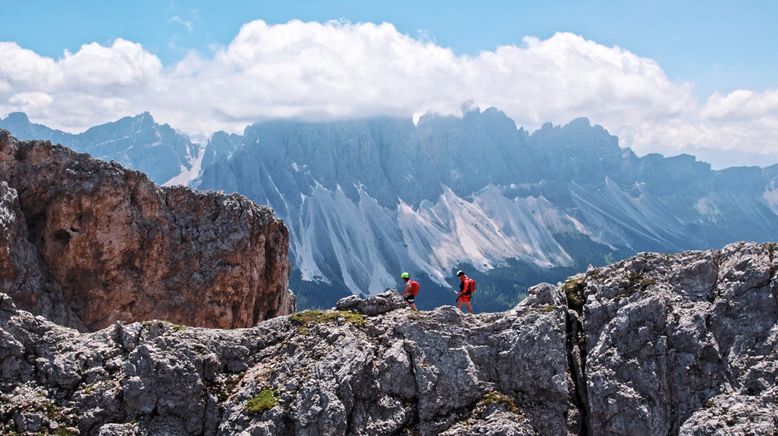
xmin=465 ymin=278 xmax=476 ymax=295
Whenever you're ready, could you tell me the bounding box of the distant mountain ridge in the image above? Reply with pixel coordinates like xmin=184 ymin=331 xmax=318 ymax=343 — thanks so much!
xmin=194 ymin=108 xmax=778 ymax=309
xmin=0 ymin=112 xmax=200 ymax=185
xmin=3 ymin=109 xmax=778 ymax=310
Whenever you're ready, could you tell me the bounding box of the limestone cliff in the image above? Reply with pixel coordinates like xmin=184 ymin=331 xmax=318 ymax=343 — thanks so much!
xmin=0 ymin=242 xmax=775 ymax=435
xmin=0 ymin=130 xmax=293 ymax=331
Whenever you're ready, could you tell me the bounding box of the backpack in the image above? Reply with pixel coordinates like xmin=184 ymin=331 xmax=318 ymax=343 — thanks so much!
xmin=409 ymin=280 xmax=420 ymax=296
xmin=465 ymin=278 xmax=476 ymax=295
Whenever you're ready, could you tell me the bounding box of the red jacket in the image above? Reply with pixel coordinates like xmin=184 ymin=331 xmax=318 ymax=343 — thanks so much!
xmin=405 ymin=280 xmax=420 ymax=296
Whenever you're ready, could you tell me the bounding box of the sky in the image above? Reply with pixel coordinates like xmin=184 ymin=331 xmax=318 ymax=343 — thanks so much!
xmin=1 ymin=0 xmax=777 ymax=168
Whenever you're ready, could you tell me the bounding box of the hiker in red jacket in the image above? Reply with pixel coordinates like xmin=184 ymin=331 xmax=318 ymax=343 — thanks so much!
xmin=401 ymin=272 xmax=420 ymax=311
xmin=455 ymin=270 xmax=475 ymax=314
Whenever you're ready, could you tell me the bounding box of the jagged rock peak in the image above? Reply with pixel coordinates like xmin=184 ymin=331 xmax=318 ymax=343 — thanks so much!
xmin=0 ymin=131 xmax=294 ymax=331
xmin=0 ymin=241 xmax=775 ymax=435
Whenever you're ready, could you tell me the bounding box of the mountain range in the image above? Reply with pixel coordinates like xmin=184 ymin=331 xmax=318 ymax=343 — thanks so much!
xmin=3 ymin=108 xmax=777 ymax=310
xmin=0 ymin=112 xmax=200 ymax=185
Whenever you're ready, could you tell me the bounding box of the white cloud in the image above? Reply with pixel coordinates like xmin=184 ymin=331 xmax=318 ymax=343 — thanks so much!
xmin=0 ymin=20 xmax=776 ymax=167
xmin=0 ymin=42 xmax=61 ymax=90
xmin=60 ymin=39 xmax=162 ymax=88
xmin=8 ymin=92 xmax=53 ymax=112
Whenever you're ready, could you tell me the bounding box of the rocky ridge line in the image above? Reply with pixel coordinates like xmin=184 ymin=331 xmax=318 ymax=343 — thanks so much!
xmin=0 ymin=130 xmax=294 ymax=331
xmin=1 ymin=242 xmax=775 ymax=435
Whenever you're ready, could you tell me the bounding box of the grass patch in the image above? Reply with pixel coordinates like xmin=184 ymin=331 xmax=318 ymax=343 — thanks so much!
xmin=481 ymin=391 xmax=519 ymax=414
xmin=561 ymin=276 xmax=585 ymax=312
xmin=538 ymin=304 xmax=556 ymax=313
xmin=141 ymin=320 xmax=187 ymax=333
xmin=245 ymin=389 xmax=278 ymax=414
xmin=290 ymin=310 xmax=367 ymax=328
xmin=54 ymin=428 xmax=79 ymax=436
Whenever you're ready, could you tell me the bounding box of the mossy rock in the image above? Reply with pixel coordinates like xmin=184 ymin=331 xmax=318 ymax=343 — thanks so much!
xmin=538 ymin=304 xmax=556 ymax=313
xmin=480 ymin=391 xmax=520 ymax=414
xmin=561 ymin=276 xmax=585 ymax=312
xmin=141 ymin=320 xmax=187 ymax=334
xmin=245 ymin=389 xmax=278 ymax=414
xmin=290 ymin=310 xmax=367 ymax=328
xmin=627 ymin=271 xmax=656 ymax=292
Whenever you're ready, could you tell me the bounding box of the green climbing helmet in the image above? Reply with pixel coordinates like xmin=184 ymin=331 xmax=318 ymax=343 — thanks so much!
xmin=400 ymin=272 xmax=410 ymax=279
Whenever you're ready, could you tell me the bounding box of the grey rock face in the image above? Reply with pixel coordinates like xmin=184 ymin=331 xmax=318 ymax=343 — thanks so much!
xmin=575 ymin=242 xmax=777 ymax=435
xmin=0 ymin=242 xmax=776 ymax=435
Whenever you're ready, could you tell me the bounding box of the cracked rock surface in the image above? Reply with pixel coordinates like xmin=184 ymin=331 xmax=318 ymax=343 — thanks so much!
xmin=0 ymin=130 xmax=294 ymax=331
xmin=1 ymin=242 xmax=776 ymax=435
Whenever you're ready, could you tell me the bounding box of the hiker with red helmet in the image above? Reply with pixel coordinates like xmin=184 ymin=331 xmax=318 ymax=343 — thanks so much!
xmin=401 ymin=272 xmax=420 ymax=311
xmin=455 ymin=270 xmax=475 ymax=314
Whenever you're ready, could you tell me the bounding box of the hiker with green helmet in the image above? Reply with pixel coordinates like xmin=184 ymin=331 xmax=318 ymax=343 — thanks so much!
xmin=400 ymin=272 xmax=420 ymax=311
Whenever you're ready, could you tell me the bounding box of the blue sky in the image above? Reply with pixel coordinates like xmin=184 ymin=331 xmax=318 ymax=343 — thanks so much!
xmin=1 ymin=1 xmax=777 ymax=167
xmin=2 ymin=0 xmax=776 ymax=97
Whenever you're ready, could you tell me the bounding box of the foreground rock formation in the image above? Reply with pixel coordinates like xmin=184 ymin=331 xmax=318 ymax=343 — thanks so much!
xmin=1 ymin=242 xmax=775 ymax=435
xmin=0 ymin=130 xmax=293 ymax=330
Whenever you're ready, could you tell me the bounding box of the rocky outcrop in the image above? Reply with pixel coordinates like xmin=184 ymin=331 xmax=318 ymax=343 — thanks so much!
xmin=577 ymin=242 xmax=777 ymax=435
xmin=1 ymin=179 xmax=83 ymax=329
xmin=0 ymin=130 xmax=293 ymax=331
xmin=0 ymin=242 xmax=775 ymax=435
xmin=334 ymin=289 xmax=407 ymax=316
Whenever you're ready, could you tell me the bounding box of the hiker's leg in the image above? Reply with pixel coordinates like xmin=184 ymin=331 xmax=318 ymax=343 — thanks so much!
xmin=410 ymin=302 xmax=418 ymax=311
xmin=466 ymin=301 xmax=474 ymax=314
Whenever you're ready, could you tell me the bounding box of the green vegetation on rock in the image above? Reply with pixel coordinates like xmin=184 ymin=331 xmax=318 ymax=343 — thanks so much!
xmin=481 ymin=391 xmax=520 ymax=414
xmin=245 ymin=389 xmax=278 ymax=414
xmin=627 ymin=271 xmax=657 ymax=292
xmin=290 ymin=310 xmax=367 ymax=328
